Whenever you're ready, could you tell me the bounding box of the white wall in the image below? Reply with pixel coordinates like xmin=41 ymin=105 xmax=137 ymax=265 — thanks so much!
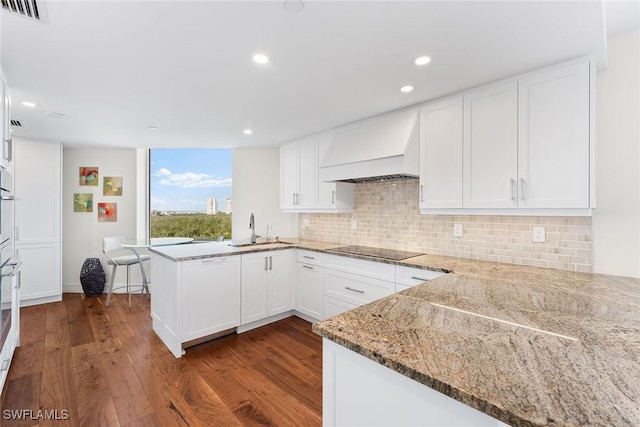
xmin=232 ymin=148 xmax=298 ymax=241
xmin=592 ymin=30 xmax=640 ymax=278
xmin=62 ymin=148 xmax=142 ymax=292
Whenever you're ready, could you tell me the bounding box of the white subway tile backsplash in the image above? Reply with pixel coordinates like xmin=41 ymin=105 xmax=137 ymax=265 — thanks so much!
xmin=299 ymin=180 xmax=592 ymax=272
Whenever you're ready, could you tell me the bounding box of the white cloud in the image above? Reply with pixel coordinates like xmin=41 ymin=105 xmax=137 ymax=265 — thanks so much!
xmin=156 ymin=171 xmax=232 ymax=188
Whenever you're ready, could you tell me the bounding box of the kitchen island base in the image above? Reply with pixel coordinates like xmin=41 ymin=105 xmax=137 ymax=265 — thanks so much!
xmin=323 ymin=339 xmax=508 ymax=427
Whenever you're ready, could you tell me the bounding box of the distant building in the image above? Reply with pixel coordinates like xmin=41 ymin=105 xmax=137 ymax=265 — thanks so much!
xmin=206 ymin=197 xmax=218 ymax=215
xmin=224 ymin=198 xmax=232 ymax=214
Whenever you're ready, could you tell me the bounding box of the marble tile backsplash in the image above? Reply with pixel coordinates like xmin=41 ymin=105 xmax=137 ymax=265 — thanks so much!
xmin=298 ymin=180 xmax=593 ymax=272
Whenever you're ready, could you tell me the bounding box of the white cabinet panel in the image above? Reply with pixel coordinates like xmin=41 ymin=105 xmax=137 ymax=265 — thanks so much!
xmin=395 ymin=265 xmax=445 ymax=290
xmin=241 ymin=249 xmax=292 ymax=325
xmin=181 ymin=257 xmax=241 ymax=342
xmin=16 ymin=243 xmax=61 ymax=302
xmin=316 ymin=132 xmax=354 ymax=212
xmin=14 ymin=140 xmax=62 ymax=244
xmin=296 ymin=262 xmax=323 ymax=321
xmin=280 ymin=142 xmax=298 ymax=209
xmin=297 ymin=138 xmax=316 ymax=209
xmin=419 ymin=96 xmax=463 ymax=209
xmin=463 ymin=81 xmax=518 ymax=208
xmin=0 ymin=71 xmax=10 ymax=170
xmin=518 ymin=60 xmax=590 ymax=208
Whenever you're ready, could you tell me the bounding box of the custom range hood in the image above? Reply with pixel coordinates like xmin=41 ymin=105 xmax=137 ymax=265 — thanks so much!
xmin=319 ymin=109 xmax=419 ymax=183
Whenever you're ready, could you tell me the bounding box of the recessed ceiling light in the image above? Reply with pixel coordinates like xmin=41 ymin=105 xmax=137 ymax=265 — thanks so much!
xmin=400 ymin=85 xmax=414 ymax=93
xmin=148 ymin=126 xmax=158 ymax=131
xmin=243 ymin=129 xmax=253 ymax=135
xmin=414 ymin=56 xmax=431 ymax=66
xmin=21 ymin=101 xmax=36 ymax=107
xmin=252 ymin=54 xmax=269 ymax=64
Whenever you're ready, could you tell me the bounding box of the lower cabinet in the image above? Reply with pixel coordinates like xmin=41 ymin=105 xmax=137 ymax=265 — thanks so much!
xmin=0 ymin=268 xmax=20 ymax=392
xmin=323 ymin=339 xmax=508 ymax=427
xmin=15 ymin=243 xmax=61 ymax=305
xmin=150 ymin=253 xmax=241 ymax=358
xmin=241 ymin=249 xmax=293 ymax=325
xmin=181 ymin=257 xmax=242 ymax=342
xmin=295 ymin=255 xmax=324 ymax=321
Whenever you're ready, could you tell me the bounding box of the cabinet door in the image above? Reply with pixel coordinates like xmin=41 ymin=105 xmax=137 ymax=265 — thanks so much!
xmin=463 ymin=81 xmax=518 ymax=208
xmin=316 ymin=132 xmax=337 ymax=208
xmin=14 ymin=140 xmax=62 ymax=243
xmin=267 ymin=250 xmax=292 ymax=316
xmin=0 ymin=73 xmax=9 ymax=170
xmin=296 ymin=263 xmax=323 ymax=320
xmin=518 ymin=60 xmax=590 ymax=208
xmin=16 ymin=243 xmax=61 ymax=302
xmin=280 ymin=142 xmax=298 ymax=209
xmin=419 ymin=97 xmax=463 ymax=209
xmin=241 ymin=252 xmax=269 ymax=324
xmin=296 ymin=137 xmax=316 ymax=208
xmin=181 ymin=257 xmax=241 ymax=341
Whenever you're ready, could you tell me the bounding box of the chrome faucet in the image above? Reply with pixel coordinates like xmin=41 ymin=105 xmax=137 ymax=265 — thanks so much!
xmin=249 ymin=213 xmax=257 ymax=243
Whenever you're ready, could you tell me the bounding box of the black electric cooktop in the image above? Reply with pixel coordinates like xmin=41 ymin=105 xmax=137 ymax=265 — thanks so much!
xmin=328 ymin=245 xmax=424 ymax=261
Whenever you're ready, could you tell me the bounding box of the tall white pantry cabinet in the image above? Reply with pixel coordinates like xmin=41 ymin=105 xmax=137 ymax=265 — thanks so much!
xmin=13 ymin=139 xmax=63 ymax=306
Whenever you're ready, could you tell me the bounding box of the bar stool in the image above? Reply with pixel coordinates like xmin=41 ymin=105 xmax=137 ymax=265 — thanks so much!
xmin=103 ymin=236 xmax=151 ymax=307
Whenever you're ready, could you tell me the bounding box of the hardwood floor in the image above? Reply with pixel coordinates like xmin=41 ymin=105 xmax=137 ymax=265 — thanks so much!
xmin=1 ymin=293 xmax=322 ymax=426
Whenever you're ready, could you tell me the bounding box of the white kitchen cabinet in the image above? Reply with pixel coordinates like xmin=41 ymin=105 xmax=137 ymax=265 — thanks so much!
xmin=15 ymin=243 xmax=61 ymax=303
xmin=323 ymin=339 xmax=508 ymax=427
xmin=517 ymin=59 xmax=590 ymax=208
xmin=295 ymin=250 xmax=324 ymax=321
xmin=463 ymin=81 xmax=518 ymax=208
xmin=150 ymin=253 xmax=241 ymax=358
xmin=395 ymin=265 xmax=445 ymax=292
xmin=241 ymin=249 xmax=293 ymax=325
xmin=280 ymin=137 xmax=315 ymax=210
xmin=0 ymin=264 xmax=20 ymax=393
xmin=181 ymin=257 xmax=241 ymax=342
xmin=315 ymin=132 xmax=355 ymax=212
xmin=0 ymin=70 xmax=11 ymax=170
xmin=419 ymin=96 xmax=463 ymax=209
xmin=14 ymin=139 xmax=62 ymax=306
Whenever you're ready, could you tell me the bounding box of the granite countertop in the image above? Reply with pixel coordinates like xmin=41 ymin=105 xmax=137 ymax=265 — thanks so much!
xmin=149 ymin=237 xmax=640 ymax=425
xmin=313 ymin=251 xmax=640 ymax=427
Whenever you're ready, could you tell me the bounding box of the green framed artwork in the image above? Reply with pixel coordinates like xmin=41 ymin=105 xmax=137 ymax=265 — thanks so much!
xmin=73 ymin=193 xmax=93 ymax=212
xmin=103 ymin=176 xmax=123 ymax=196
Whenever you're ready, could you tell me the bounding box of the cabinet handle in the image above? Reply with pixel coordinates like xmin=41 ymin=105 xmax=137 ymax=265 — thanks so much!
xmin=303 ymin=255 xmax=315 ymax=260
xmin=269 ymin=256 xmax=273 ymax=270
xmin=302 ymin=265 xmax=314 ymax=270
xmin=0 ymin=358 xmax=9 ymax=372
xmin=410 ymin=276 xmax=431 ymax=282
xmin=510 ymin=179 xmax=516 ymax=200
xmin=0 ymin=196 xmax=14 ymax=201
xmin=520 ymin=178 xmax=526 ymax=200
xmin=292 ymin=194 xmax=296 ymax=205
xmin=264 ymin=256 xmax=268 ymax=271
xmin=331 ymin=190 xmax=335 ymax=205
xmin=201 ymin=258 xmax=225 ymax=263
xmin=420 ymin=185 xmax=424 ymax=202
xmin=344 ymin=286 xmax=364 ymax=294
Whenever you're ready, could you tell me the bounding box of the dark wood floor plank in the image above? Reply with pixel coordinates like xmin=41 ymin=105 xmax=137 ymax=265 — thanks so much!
xmin=2 ymin=294 xmax=322 ymax=426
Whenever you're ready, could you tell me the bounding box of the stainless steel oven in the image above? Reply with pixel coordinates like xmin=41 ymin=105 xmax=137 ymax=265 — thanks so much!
xmin=0 ymin=168 xmax=13 ymax=246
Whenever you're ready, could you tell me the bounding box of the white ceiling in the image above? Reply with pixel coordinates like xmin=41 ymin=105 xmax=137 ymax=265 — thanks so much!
xmin=1 ymin=0 xmax=638 ymax=149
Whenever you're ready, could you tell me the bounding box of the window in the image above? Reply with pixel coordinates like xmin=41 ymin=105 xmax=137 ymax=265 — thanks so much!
xmin=149 ymin=148 xmax=232 ymax=240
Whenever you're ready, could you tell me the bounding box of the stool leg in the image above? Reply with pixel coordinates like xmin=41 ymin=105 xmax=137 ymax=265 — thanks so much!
xmin=126 ymin=264 xmax=131 ymax=308
xmin=106 ymin=264 xmax=117 ymax=307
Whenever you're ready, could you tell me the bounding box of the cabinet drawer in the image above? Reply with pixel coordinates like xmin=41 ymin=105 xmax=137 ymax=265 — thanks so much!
xmin=324 ymin=268 xmax=394 ymax=307
xmin=323 ymin=295 xmax=357 ymax=319
xmin=297 ymin=249 xmax=324 ymax=266
xmin=325 ymin=254 xmax=395 ymax=282
xmin=395 ymin=265 xmax=445 ymax=288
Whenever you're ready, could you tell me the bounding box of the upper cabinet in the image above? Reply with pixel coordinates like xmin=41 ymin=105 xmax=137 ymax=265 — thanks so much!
xmin=280 ymin=134 xmax=354 ymax=213
xmin=420 ymin=57 xmax=593 ymax=215
xmin=0 ymin=70 xmax=11 ymax=170
xmin=419 ymin=96 xmax=463 ymax=209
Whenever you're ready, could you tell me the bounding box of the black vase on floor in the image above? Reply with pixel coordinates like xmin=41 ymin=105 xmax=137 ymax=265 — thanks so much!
xmin=80 ymin=257 xmax=106 ymax=297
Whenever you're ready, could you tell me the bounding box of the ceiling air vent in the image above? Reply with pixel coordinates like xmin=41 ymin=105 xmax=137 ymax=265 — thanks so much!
xmin=1 ymin=0 xmax=48 ymax=24
xmin=10 ymin=120 xmax=22 ymax=127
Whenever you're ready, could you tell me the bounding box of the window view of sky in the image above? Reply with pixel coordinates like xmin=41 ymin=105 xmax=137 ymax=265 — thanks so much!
xmin=150 ymin=149 xmax=232 ymax=213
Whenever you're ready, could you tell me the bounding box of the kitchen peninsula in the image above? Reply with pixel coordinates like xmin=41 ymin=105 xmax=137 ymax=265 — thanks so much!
xmin=149 ymin=239 xmax=640 ymax=426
